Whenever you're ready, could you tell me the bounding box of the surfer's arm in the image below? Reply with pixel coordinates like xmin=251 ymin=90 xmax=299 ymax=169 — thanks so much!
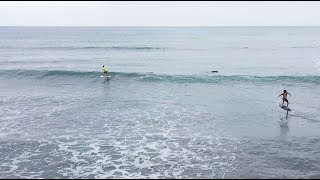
xmin=288 ymin=93 xmax=291 ymax=97
xmin=278 ymin=93 xmax=283 ymax=97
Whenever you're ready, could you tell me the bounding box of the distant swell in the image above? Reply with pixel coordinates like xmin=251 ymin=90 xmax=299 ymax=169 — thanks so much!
xmin=290 ymin=46 xmax=318 ymax=49
xmin=0 ymin=46 xmax=167 ymax=51
xmin=1 ymin=70 xmax=320 ymax=84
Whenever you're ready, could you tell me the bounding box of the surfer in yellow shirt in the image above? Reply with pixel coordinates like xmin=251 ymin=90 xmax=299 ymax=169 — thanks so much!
xmin=102 ymin=65 xmax=109 ymax=76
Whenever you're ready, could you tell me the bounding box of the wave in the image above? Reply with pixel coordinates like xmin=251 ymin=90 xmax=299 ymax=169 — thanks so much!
xmin=290 ymin=46 xmax=318 ymax=49
xmin=39 ymin=46 xmax=167 ymax=50
xmin=0 ymin=45 xmax=167 ymax=51
xmin=1 ymin=69 xmax=320 ymax=84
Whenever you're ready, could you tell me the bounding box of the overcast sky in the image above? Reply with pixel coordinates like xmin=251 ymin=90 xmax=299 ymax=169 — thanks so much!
xmin=0 ymin=1 xmax=320 ymax=26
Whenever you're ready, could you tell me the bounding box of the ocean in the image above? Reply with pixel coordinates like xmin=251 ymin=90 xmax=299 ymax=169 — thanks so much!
xmin=0 ymin=26 xmax=319 ymax=178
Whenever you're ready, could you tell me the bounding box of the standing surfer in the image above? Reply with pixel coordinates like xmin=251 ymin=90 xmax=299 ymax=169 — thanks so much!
xmin=278 ymin=90 xmax=291 ymax=107
xmin=102 ymin=65 xmax=109 ymax=76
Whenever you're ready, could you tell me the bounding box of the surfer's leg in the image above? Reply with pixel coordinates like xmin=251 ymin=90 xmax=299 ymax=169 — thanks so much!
xmin=284 ymin=98 xmax=289 ymax=107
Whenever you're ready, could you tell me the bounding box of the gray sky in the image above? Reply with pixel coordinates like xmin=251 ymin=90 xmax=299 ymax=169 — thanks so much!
xmin=1 ymin=1 xmax=320 ymax=26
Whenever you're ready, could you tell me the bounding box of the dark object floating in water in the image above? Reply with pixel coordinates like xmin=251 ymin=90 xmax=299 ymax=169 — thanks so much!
xmin=211 ymin=71 xmax=218 ymax=73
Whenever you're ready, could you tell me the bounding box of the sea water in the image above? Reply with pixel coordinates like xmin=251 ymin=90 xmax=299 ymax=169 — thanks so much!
xmin=0 ymin=26 xmax=319 ymax=178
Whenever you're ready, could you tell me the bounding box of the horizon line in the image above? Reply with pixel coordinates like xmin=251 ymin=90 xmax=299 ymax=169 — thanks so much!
xmin=1 ymin=25 xmax=320 ymax=27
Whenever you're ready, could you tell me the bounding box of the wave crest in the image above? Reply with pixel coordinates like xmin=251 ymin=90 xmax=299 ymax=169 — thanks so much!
xmin=1 ymin=70 xmax=319 ymax=84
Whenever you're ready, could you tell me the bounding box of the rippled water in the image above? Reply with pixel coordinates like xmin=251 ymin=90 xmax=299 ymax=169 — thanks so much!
xmin=0 ymin=27 xmax=320 ymax=178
